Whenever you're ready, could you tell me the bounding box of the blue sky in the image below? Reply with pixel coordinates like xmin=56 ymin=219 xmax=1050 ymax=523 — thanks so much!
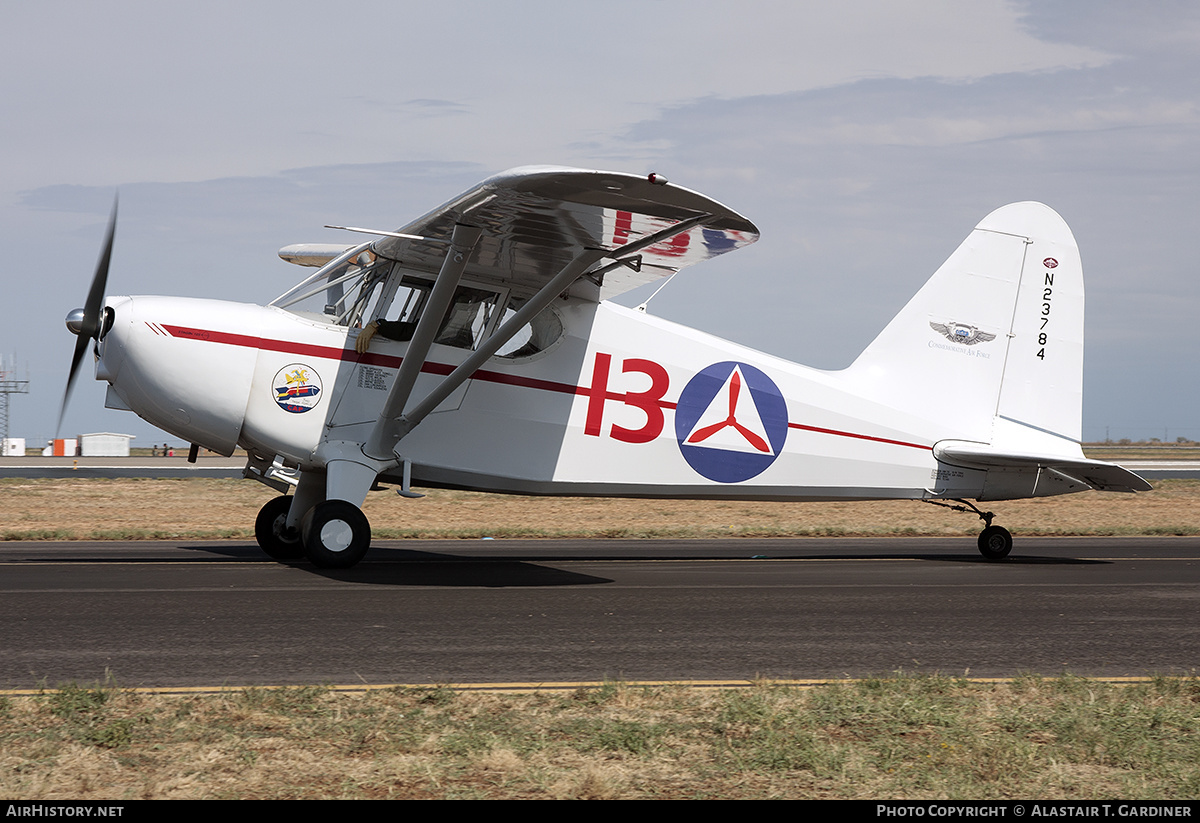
xmin=4 ymin=1 xmax=1198 ymax=445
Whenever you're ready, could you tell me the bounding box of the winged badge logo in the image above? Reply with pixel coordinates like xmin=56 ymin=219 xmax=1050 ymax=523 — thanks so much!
xmin=930 ymin=321 xmax=996 ymax=346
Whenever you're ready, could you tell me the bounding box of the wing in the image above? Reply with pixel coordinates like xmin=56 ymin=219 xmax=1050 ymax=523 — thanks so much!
xmin=370 ymin=166 xmax=760 ymax=303
xmin=358 ymin=167 xmax=758 ymax=460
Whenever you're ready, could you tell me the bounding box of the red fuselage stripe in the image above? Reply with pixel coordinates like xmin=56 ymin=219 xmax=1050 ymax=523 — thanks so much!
xmin=159 ymin=324 xmax=930 ymax=451
xmin=787 ymin=422 xmax=929 ymax=451
xmin=160 ymin=324 xmax=584 ymax=395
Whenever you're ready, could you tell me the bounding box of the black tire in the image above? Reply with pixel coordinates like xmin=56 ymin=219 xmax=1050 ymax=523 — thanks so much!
xmin=301 ymin=499 xmax=371 ymax=569
xmin=254 ymin=495 xmax=304 ymax=560
xmin=977 ymin=525 xmax=1013 ymax=561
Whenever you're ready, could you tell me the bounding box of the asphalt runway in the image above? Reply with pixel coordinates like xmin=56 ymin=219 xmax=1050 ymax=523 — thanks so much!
xmin=0 ymin=456 xmax=245 ymax=479
xmin=0 ymin=536 xmax=1197 ymax=689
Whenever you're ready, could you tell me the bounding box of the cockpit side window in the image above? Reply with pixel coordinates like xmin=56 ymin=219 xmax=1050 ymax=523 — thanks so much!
xmin=434 ymin=286 xmax=501 ymax=349
xmin=493 ymin=302 xmax=565 ymax=360
xmin=276 ymin=247 xmax=534 ymax=355
xmin=368 ymin=276 xmax=505 ymax=352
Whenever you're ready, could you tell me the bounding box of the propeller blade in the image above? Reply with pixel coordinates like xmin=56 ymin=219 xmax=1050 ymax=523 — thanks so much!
xmin=57 ymin=196 xmax=118 ymax=437
xmin=80 ymin=198 xmax=117 ymax=339
xmin=58 ymin=334 xmax=92 ymax=437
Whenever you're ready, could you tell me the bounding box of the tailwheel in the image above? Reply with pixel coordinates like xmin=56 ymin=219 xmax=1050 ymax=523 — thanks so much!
xmin=925 ymin=498 xmax=1014 ymax=561
xmin=254 ymin=495 xmax=303 ymax=560
xmin=977 ymin=525 xmax=1013 ymax=561
xmin=301 ymin=499 xmax=371 ymax=569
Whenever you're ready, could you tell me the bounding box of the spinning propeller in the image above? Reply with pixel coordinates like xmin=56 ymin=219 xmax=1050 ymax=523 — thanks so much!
xmin=60 ymin=197 xmax=117 ymax=437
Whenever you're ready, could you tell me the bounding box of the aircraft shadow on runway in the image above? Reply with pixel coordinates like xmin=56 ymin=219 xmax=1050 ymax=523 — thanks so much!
xmin=176 ymin=544 xmax=612 ymax=586
xmin=168 ymin=542 xmax=1108 ymax=587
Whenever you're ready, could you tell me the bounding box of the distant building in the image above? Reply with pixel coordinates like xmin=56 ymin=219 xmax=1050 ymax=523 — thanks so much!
xmin=46 ymin=438 xmax=79 ymax=456
xmin=79 ymin=433 xmax=135 ymax=457
xmin=2 ymin=438 xmax=24 ymax=456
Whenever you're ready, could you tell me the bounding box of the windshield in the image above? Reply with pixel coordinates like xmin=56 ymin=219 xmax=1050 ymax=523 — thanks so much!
xmin=272 ymin=244 xmax=560 ymax=357
xmin=271 ymin=243 xmax=392 ymax=327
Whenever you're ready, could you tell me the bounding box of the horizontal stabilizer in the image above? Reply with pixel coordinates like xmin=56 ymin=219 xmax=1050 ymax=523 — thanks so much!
xmin=935 ymin=440 xmax=1151 ymax=493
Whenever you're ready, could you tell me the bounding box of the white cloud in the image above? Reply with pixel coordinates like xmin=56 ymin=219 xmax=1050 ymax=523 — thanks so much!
xmin=2 ymin=1 xmax=1112 ymax=189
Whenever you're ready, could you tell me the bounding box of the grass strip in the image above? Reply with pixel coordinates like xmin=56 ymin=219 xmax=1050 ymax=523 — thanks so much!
xmin=1 ymin=675 xmax=1197 ymax=799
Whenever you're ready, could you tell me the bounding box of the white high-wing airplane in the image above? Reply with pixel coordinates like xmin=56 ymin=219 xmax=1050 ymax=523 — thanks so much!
xmin=63 ymin=166 xmax=1150 ymax=568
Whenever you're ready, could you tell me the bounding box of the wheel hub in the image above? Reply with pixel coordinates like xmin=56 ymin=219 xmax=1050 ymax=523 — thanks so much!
xmin=320 ymin=519 xmax=354 ymax=552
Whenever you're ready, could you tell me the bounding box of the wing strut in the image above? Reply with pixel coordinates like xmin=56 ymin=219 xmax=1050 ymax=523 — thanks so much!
xmin=363 ymin=210 xmax=716 ymax=461
xmin=367 ymin=246 xmax=610 ymax=460
xmin=401 ymin=246 xmax=609 ymax=432
xmin=363 ymin=223 xmax=482 ymax=459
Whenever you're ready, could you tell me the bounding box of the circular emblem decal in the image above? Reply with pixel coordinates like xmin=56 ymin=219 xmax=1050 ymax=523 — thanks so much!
xmin=273 ymin=364 xmax=323 ymax=413
xmin=674 ymin=362 xmax=788 ymax=483
xmin=1043 ymin=257 xmax=1058 ymax=269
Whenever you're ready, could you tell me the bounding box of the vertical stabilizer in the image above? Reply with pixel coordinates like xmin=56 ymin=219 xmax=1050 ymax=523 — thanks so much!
xmin=844 ymin=202 xmax=1083 ymax=453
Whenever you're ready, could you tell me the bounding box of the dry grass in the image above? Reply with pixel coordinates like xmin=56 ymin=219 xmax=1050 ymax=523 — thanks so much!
xmin=1 ymin=477 xmax=1198 ymax=541
xmin=1 ymin=677 xmax=1197 ymax=799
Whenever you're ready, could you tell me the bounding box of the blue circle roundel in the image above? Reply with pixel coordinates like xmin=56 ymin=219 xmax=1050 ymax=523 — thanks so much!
xmin=674 ymin=361 xmax=788 ymax=483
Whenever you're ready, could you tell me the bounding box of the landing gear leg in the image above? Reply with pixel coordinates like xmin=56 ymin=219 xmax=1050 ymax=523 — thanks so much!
xmin=254 ymin=495 xmax=303 ymax=560
xmin=925 ymin=498 xmax=1013 ymax=561
xmin=288 ymin=471 xmax=327 ymax=532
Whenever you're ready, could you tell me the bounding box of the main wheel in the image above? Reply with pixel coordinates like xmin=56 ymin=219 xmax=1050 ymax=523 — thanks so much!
xmin=977 ymin=525 xmax=1013 ymax=561
xmin=301 ymin=500 xmax=371 ymax=569
xmin=254 ymin=495 xmax=303 ymax=560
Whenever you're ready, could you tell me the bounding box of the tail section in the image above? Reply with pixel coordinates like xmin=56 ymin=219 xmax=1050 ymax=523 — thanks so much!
xmin=844 ymin=202 xmax=1149 ymax=499
xmin=845 ymin=202 xmax=1083 ymax=456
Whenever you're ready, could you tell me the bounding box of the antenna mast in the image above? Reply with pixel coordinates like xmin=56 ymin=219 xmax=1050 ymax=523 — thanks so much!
xmin=0 ymin=356 xmax=30 ymax=447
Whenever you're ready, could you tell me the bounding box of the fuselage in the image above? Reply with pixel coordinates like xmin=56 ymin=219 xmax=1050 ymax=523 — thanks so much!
xmin=95 ymin=291 xmax=996 ymax=501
